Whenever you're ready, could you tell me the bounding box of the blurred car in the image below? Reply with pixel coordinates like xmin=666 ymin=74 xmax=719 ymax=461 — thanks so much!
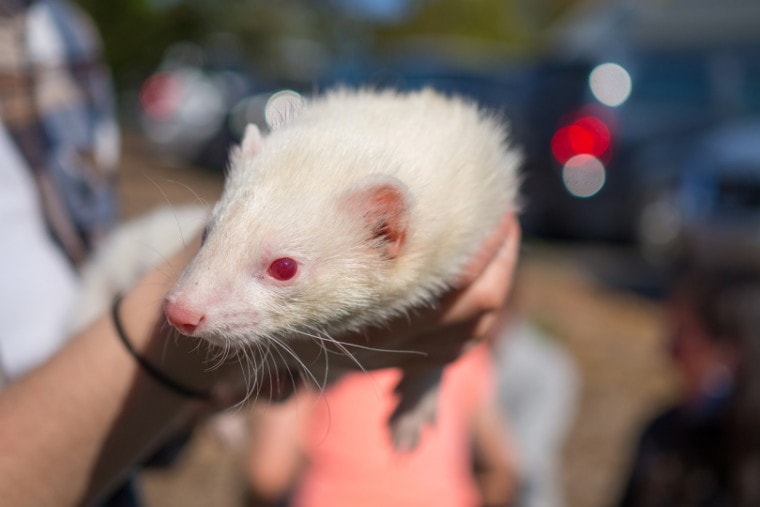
xmin=519 ymin=45 xmax=760 ymax=244
xmin=670 ymin=119 xmax=760 ymax=269
xmin=518 ymin=1 xmax=760 ymax=244
xmin=318 ymin=54 xmax=533 ymax=139
xmin=138 ymin=38 xmax=258 ymax=170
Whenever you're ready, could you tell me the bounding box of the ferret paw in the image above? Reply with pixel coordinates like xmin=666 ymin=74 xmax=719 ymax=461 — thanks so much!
xmin=389 ymin=399 xmax=437 ymax=451
xmin=388 ymin=369 xmax=442 ymax=452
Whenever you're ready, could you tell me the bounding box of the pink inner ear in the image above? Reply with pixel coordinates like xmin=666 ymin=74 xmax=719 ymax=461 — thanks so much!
xmin=346 ymin=180 xmax=409 ymax=259
xmin=241 ymin=123 xmax=263 ymax=156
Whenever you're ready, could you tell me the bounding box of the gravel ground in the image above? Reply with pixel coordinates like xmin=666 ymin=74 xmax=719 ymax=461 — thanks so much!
xmin=116 ymin=135 xmax=678 ymax=507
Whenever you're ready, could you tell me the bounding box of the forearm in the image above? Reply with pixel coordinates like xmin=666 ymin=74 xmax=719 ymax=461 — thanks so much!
xmin=0 ymin=247 xmax=215 ymax=506
xmin=246 ymin=396 xmax=309 ymax=502
xmin=472 ymin=402 xmax=521 ymax=507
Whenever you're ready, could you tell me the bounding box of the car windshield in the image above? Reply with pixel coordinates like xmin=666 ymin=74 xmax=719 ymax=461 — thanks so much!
xmin=631 ymin=54 xmax=711 ymax=106
xmin=741 ymin=59 xmax=760 ymax=114
xmin=716 ymin=170 xmax=760 ymax=211
xmin=614 ymin=52 xmax=712 ymax=142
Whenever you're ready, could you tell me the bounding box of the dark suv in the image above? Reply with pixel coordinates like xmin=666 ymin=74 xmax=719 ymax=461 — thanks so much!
xmin=519 ymin=45 xmax=760 ymax=244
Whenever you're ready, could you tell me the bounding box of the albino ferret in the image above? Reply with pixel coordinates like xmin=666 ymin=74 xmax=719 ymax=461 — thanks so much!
xmin=164 ymin=88 xmax=521 ymax=449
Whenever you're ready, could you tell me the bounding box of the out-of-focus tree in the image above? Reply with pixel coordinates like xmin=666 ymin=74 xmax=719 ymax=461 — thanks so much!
xmin=76 ymin=0 xmax=588 ymax=92
xmin=77 ymin=0 xmax=207 ymax=90
xmin=373 ymin=0 xmax=586 ymax=66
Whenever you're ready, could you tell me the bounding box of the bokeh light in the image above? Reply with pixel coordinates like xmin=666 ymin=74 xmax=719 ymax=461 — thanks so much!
xmin=139 ymin=72 xmax=180 ymax=120
xmin=551 ymin=116 xmax=611 ymax=164
xmin=589 ymin=63 xmax=632 ymax=107
xmin=562 ymin=154 xmax=606 ymax=198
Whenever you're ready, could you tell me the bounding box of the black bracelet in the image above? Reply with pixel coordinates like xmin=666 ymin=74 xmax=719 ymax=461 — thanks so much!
xmin=111 ymin=292 xmax=212 ymax=400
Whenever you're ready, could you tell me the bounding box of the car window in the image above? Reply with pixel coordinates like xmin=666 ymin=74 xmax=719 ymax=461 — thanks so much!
xmin=717 ymin=170 xmax=760 ymax=212
xmin=629 ymin=55 xmax=711 ymax=107
xmin=741 ymin=60 xmax=760 ymax=114
xmin=612 ymin=53 xmax=713 ymax=141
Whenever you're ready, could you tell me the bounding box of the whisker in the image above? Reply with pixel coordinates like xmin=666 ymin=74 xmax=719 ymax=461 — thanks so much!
xmin=265 ymin=334 xmax=324 ymax=393
xmin=300 ymin=325 xmax=391 ymax=401
xmin=301 ymin=323 xmax=426 ymax=358
xmin=299 ymin=326 xmax=368 ymax=376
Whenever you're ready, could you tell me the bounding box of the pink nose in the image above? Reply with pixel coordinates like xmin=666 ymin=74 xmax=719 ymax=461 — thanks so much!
xmin=164 ymin=298 xmax=205 ymax=335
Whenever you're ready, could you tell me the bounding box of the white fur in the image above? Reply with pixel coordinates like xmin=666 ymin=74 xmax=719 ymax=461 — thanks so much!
xmin=165 ymin=88 xmax=522 ymax=448
xmin=67 ymin=204 xmax=209 ymax=335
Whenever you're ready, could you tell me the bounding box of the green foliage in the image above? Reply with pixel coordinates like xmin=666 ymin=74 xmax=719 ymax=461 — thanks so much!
xmin=75 ymin=0 xmax=586 ymax=91
xmin=76 ymin=0 xmax=207 ymax=90
xmin=374 ymin=0 xmax=584 ymax=61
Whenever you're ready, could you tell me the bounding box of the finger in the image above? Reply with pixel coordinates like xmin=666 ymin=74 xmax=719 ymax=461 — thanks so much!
xmin=438 ymin=214 xmax=521 ymax=325
xmin=454 ymin=212 xmax=518 ymax=287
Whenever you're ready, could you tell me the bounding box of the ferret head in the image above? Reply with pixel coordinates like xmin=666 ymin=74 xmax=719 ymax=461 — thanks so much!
xmin=163 ymin=123 xmax=413 ymax=347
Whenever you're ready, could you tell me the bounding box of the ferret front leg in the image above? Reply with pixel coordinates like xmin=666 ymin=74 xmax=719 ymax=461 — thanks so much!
xmin=388 ymin=367 xmax=443 ymax=451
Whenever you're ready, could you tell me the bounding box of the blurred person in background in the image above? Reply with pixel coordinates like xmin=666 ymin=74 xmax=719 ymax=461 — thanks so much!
xmin=486 ymin=288 xmax=579 ymax=507
xmin=0 ymin=0 xmax=132 ymax=504
xmin=615 ymin=266 xmax=760 ymax=507
xmin=244 ymin=339 xmax=520 ymax=507
xmin=0 ymin=0 xmax=119 ymax=383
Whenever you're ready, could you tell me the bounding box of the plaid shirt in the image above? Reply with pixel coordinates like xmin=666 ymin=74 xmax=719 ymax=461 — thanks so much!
xmin=0 ymin=0 xmax=119 ymax=266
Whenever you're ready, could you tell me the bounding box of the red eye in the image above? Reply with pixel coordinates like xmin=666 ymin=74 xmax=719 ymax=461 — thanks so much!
xmin=268 ymin=257 xmax=298 ymax=281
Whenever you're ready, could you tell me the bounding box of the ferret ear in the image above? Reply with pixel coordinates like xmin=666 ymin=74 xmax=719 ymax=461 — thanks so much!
xmin=341 ymin=176 xmax=411 ymax=259
xmin=241 ymin=123 xmax=263 ymax=156
xmin=265 ymin=91 xmax=305 ymax=130
xmin=228 ymin=123 xmax=263 ymax=172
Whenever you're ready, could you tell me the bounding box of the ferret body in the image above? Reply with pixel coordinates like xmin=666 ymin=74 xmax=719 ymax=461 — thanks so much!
xmin=66 ymin=205 xmax=209 ymax=335
xmin=164 ymin=88 xmax=521 ymax=448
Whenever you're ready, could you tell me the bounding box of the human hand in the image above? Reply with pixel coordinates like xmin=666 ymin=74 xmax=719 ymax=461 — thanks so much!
xmin=249 ymin=212 xmax=521 ymax=401
xmin=352 ymin=211 xmax=522 ymax=370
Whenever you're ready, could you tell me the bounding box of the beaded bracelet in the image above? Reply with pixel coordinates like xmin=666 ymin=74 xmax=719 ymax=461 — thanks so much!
xmin=111 ymin=293 xmax=211 ymax=400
